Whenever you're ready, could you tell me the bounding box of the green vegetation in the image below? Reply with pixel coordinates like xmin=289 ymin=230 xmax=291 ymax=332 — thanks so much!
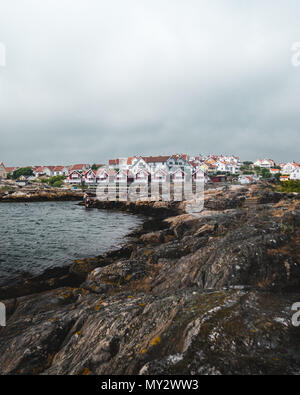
xmin=12 ymin=167 xmax=34 ymax=179
xmin=0 ymin=186 xmax=10 ymax=192
xmin=254 ymin=167 xmax=272 ymax=179
xmin=277 ymin=180 xmax=300 ymax=193
xmin=37 ymin=175 xmax=65 ymax=187
xmin=240 ymin=162 xmax=255 ymax=174
xmin=47 ymin=175 xmax=65 ymax=187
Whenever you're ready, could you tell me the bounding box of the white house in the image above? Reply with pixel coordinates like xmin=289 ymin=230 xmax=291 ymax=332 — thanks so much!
xmin=135 ymin=169 xmax=150 ymax=183
xmin=108 ymin=158 xmax=127 ymax=170
xmin=0 ymin=162 xmax=7 ymax=179
xmin=34 ymin=166 xmax=54 ymax=177
xmin=269 ymin=168 xmax=281 ymax=175
xmin=66 ymin=170 xmax=82 ymax=184
xmin=290 ymin=167 xmax=300 ymax=180
xmin=151 ymin=168 xmax=169 ymax=183
xmin=193 ymin=168 xmax=209 ymax=183
xmin=130 ymin=157 xmax=151 ymax=174
xmin=53 ymin=166 xmax=69 ymax=176
xmin=171 ymin=169 xmax=187 ymax=183
xmin=82 ymin=169 xmax=97 ymax=184
xmin=282 ymin=162 xmax=300 ymax=175
xmin=216 ymin=161 xmax=228 ymax=173
xmin=115 ymin=170 xmax=134 ymax=183
xmin=254 ymin=159 xmax=275 ymax=169
xmin=238 ymin=175 xmax=256 ymax=184
xmin=96 ymin=168 xmax=116 ymax=184
xmin=143 ymin=156 xmax=169 ymax=172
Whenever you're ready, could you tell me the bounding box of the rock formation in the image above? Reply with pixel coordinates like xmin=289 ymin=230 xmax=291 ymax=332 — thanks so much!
xmin=1 ymin=183 xmax=300 ymax=375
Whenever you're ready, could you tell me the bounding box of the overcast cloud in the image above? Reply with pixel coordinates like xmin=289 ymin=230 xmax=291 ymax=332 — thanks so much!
xmin=0 ymin=0 xmax=300 ymax=166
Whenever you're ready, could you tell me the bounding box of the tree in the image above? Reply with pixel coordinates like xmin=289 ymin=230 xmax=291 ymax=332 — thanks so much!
xmin=274 ymin=173 xmax=281 ymax=182
xmin=91 ymin=164 xmax=98 ymax=171
xmin=12 ymin=167 xmax=34 ymax=179
xmin=261 ymin=168 xmax=271 ymax=179
xmin=47 ymin=175 xmax=65 ymax=186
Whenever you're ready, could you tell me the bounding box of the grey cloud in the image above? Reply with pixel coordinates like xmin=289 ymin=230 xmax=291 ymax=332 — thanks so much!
xmin=0 ymin=0 xmax=300 ymax=166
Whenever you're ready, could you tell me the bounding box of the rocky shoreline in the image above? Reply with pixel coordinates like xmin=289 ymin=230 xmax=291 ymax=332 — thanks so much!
xmin=1 ymin=183 xmax=300 ymax=375
xmin=0 ymin=187 xmax=83 ymax=202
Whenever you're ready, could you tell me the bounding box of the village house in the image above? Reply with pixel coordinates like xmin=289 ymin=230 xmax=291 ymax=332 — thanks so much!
xmin=53 ymin=166 xmax=69 ymax=176
xmin=82 ymin=169 xmax=97 ymax=185
xmin=280 ymin=175 xmax=290 ymax=182
xmin=96 ymin=168 xmax=116 ymax=184
xmin=143 ymin=156 xmax=170 ymax=172
xmin=253 ymin=159 xmax=275 ymax=169
xmin=269 ymin=168 xmax=281 ymax=175
xmin=5 ymin=166 xmax=18 ymax=175
xmin=167 ymin=155 xmax=192 ymax=173
xmin=108 ymin=158 xmax=127 ymax=171
xmin=70 ymin=164 xmax=90 ymax=172
xmin=238 ymin=175 xmax=256 ymax=184
xmin=171 ymin=168 xmax=187 ymax=183
xmin=130 ymin=157 xmax=151 ymax=174
xmin=134 ymin=169 xmax=150 ymax=183
xmin=66 ymin=170 xmax=82 ymax=184
xmin=152 ymin=168 xmax=169 ymax=183
xmin=115 ymin=170 xmax=134 ymax=183
xmin=0 ymin=162 xmax=7 ymax=179
xmin=216 ymin=161 xmax=228 ymax=173
xmin=281 ymin=162 xmax=300 ymax=175
xmin=34 ymin=166 xmax=58 ymax=178
xmin=290 ymin=167 xmax=300 ymax=180
xmin=193 ymin=168 xmax=210 ymax=183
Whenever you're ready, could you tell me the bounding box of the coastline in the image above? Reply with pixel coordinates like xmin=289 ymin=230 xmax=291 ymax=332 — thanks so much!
xmin=1 ymin=183 xmax=300 ymax=374
xmin=0 ymin=188 xmax=84 ymax=203
xmin=0 ymin=199 xmax=180 ymax=300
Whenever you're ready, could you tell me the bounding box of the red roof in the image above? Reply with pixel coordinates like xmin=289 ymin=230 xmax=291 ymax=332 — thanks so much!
xmin=5 ymin=167 xmax=16 ymax=173
xmin=144 ymin=155 xmax=169 ymax=163
xmin=108 ymin=159 xmax=120 ymax=166
xmin=70 ymin=164 xmax=89 ymax=170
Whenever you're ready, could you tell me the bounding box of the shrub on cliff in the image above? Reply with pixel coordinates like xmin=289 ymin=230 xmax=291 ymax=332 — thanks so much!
xmin=277 ymin=180 xmax=300 ymax=193
xmin=47 ymin=175 xmax=65 ymax=187
xmin=12 ymin=167 xmax=34 ymax=179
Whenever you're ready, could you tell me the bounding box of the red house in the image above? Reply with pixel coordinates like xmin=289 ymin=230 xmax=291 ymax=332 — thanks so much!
xmin=66 ymin=170 xmax=82 ymax=184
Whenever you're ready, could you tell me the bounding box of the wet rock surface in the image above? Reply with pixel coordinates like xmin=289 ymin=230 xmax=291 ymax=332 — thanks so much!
xmin=1 ymin=184 xmax=300 ymax=375
xmin=0 ymin=186 xmax=83 ymax=202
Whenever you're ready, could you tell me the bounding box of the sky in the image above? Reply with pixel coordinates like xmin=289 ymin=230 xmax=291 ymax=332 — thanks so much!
xmin=0 ymin=0 xmax=300 ymax=166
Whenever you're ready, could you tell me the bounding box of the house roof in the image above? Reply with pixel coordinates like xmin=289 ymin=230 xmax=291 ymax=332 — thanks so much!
xmin=168 ymin=154 xmax=188 ymax=161
xmin=83 ymin=169 xmax=96 ymax=176
xmin=143 ymin=155 xmax=170 ymax=163
xmin=108 ymin=159 xmax=120 ymax=166
xmin=70 ymin=164 xmax=90 ymax=170
xmin=96 ymin=168 xmax=116 ymax=176
xmin=5 ymin=167 xmax=16 ymax=173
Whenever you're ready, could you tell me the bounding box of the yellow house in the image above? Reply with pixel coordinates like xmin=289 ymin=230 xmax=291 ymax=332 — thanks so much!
xmin=0 ymin=162 xmax=7 ymax=179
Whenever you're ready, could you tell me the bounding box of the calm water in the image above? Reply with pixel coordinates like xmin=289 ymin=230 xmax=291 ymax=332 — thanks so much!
xmin=0 ymin=202 xmax=143 ymax=286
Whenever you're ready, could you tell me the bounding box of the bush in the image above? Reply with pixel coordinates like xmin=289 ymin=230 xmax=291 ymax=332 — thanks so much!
xmin=52 ymin=180 xmax=63 ymax=188
xmin=277 ymin=180 xmax=300 ymax=193
xmin=12 ymin=167 xmax=34 ymax=179
xmin=47 ymin=175 xmax=66 ymax=186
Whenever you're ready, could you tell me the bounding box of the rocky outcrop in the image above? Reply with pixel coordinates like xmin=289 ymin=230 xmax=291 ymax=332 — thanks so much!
xmin=0 ymin=187 xmax=83 ymax=202
xmin=1 ymin=184 xmax=300 ymax=375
